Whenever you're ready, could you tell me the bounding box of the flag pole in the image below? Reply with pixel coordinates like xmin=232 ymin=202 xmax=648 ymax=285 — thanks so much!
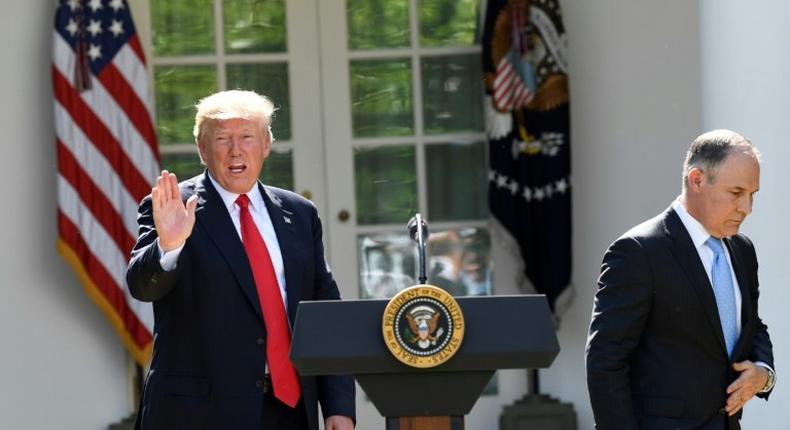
xmin=529 ymin=368 xmax=540 ymax=394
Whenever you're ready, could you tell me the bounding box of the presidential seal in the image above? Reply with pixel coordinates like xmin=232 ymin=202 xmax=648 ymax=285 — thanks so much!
xmin=382 ymin=284 xmax=465 ymax=368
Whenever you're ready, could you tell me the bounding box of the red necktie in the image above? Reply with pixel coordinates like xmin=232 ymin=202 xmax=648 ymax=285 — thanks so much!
xmin=236 ymin=194 xmax=301 ymax=407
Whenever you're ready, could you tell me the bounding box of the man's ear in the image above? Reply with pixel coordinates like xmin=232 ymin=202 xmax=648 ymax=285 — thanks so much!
xmin=687 ymin=168 xmax=705 ymax=191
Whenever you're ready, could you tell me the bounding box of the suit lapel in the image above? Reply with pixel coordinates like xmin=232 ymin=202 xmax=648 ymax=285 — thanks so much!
xmin=259 ymin=184 xmax=301 ymax=327
xmin=194 ymin=172 xmax=262 ymax=319
xmin=663 ymin=208 xmax=728 ymax=355
xmin=725 ymin=238 xmax=752 ymax=355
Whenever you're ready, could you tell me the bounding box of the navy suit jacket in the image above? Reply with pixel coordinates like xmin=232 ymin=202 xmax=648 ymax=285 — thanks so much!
xmin=127 ymin=172 xmax=355 ymax=430
xmin=586 ymin=207 xmax=773 ymax=430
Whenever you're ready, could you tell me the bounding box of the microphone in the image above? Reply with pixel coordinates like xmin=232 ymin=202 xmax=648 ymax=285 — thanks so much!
xmin=407 ymin=213 xmax=429 ymax=284
xmin=407 ymin=214 xmax=429 ymax=243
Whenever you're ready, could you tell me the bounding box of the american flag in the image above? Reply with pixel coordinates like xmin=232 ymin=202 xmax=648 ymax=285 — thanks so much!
xmin=491 ymin=6 xmax=536 ymax=112
xmin=53 ymin=0 xmax=158 ymax=365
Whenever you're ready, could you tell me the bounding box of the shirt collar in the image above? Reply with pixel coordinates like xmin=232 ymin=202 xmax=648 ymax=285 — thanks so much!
xmin=206 ymin=171 xmax=265 ymax=212
xmin=671 ymin=197 xmax=713 ymax=249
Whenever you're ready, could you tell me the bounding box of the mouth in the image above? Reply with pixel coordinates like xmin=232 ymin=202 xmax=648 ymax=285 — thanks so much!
xmin=228 ymin=163 xmax=246 ymax=175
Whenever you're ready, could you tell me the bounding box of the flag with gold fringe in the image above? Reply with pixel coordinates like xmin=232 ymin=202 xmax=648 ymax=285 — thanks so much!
xmin=53 ymin=0 xmax=158 ymax=364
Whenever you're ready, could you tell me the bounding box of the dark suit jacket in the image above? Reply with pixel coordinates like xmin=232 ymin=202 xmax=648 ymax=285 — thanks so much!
xmin=127 ymin=172 xmax=355 ymax=430
xmin=586 ymin=207 xmax=773 ymax=430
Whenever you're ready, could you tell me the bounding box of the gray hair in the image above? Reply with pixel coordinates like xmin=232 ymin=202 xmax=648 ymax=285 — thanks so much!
xmin=681 ymin=129 xmax=759 ymax=190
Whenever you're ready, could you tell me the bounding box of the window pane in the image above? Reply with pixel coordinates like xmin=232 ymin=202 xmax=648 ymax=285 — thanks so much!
xmin=354 ymin=145 xmax=417 ymax=225
xmin=151 ymin=0 xmax=214 ymax=56
xmin=259 ymin=147 xmax=293 ymax=191
xmin=226 ymin=63 xmax=291 ymax=141
xmin=161 ymin=152 xmax=204 ymax=180
xmin=427 ymin=227 xmax=492 ymax=296
xmin=347 ymin=0 xmax=410 ymax=50
xmin=223 ymin=0 xmax=287 ymax=53
xmin=357 ymin=227 xmax=492 ymax=298
xmin=419 ymin=0 xmax=480 ymax=47
xmin=350 ymin=59 xmax=414 ymax=137
xmin=426 ymin=141 xmax=487 ymax=221
xmin=358 ymin=232 xmax=415 ymax=299
xmin=421 ymin=54 xmax=483 ymax=134
xmin=154 ymin=66 xmax=218 ymax=145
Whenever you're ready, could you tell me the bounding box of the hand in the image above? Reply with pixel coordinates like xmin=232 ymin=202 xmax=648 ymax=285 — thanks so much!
xmin=725 ymin=360 xmax=769 ymax=416
xmin=325 ymin=415 xmax=354 ymax=430
xmin=151 ymin=170 xmax=197 ymax=251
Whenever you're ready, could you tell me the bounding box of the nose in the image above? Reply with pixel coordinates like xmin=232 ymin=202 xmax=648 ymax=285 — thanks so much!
xmin=228 ymin=136 xmax=242 ymax=155
xmin=737 ymin=194 xmax=753 ymax=216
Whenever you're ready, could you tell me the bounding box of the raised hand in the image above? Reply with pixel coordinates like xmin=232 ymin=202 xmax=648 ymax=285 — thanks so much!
xmin=152 ymin=170 xmax=198 ymax=251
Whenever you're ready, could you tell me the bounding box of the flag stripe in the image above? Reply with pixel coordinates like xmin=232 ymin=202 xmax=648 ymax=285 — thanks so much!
xmin=98 ymin=63 xmax=158 ymax=159
xmin=54 ymin=102 xmax=141 ymax=239
xmin=127 ymin=34 xmax=147 ymax=66
xmin=113 ymin=43 xmax=154 ymax=115
xmin=58 ymin=174 xmax=153 ymax=334
xmin=58 ymin=212 xmax=152 ymax=347
xmin=53 ymin=34 xmax=160 ymax=182
xmin=58 ymin=175 xmax=129 ymax=289
xmin=57 ymin=139 xmax=136 ymax=253
xmin=53 ymin=68 xmax=152 ymax=199
xmin=494 ymin=61 xmax=515 ymax=88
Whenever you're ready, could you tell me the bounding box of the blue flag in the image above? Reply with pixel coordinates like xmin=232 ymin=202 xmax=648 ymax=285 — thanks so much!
xmin=482 ymin=0 xmax=573 ymax=315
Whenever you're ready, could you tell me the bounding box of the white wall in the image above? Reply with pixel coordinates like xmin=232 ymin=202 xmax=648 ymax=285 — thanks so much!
xmin=527 ymin=0 xmax=703 ymax=428
xmin=0 ymin=1 xmax=131 ymax=429
xmin=700 ymin=0 xmax=790 ymax=427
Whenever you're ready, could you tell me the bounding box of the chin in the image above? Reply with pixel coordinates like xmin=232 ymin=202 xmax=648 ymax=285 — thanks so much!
xmin=723 ymin=227 xmax=741 ymax=237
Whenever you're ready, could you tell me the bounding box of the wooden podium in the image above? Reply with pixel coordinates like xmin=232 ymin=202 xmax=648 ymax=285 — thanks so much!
xmin=290 ymin=295 xmax=560 ymax=429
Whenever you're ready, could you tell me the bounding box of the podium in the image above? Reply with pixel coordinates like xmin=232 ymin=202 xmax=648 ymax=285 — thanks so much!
xmin=291 ymin=294 xmax=560 ymax=429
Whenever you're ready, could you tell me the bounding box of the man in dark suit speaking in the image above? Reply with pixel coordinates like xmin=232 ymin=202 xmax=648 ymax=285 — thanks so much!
xmin=586 ymin=130 xmax=775 ymax=429
xmin=127 ymin=90 xmax=355 ymax=429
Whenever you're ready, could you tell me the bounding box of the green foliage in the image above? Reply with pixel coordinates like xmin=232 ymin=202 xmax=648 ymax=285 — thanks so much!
xmin=426 ymin=142 xmax=488 ymax=221
xmin=421 ymin=54 xmax=484 ymax=134
xmin=354 ymin=145 xmax=417 ymax=225
xmin=347 ymin=0 xmax=410 ymax=49
xmin=151 ymin=0 xmax=215 ymax=56
xmin=419 ymin=0 xmax=481 ymax=47
xmin=350 ymin=59 xmax=414 ymax=138
xmin=226 ymin=63 xmax=292 ymax=141
xmin=154 ymin=66 xmax=218 ymax=145
xmin=259 ymin=148 xmax=294 ymax=190
xmin=224 ymin=0 xmax=287 ymax=53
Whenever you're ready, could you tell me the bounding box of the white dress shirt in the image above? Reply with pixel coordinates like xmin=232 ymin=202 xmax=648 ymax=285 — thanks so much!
xmin=672 ymin=199 xmax=774 ymax=379
xmin=157 ymin=173 xmax=288 ymax=309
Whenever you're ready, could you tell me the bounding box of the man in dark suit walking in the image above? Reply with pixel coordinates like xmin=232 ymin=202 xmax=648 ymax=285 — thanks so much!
xmin=586 ymin=130 xmax=775 ymax=429
xmin=127 ymin=90 xmax=355 ymax=429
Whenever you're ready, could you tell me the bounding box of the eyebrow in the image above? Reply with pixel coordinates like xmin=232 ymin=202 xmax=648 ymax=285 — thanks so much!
xmin=729 ymin=186 xmax=759 ymax=193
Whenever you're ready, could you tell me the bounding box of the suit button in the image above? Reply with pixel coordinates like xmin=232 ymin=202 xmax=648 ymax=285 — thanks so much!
xmin=256 ymin=337 xmax=264 ymax=345
xmin=255 ymin=379 xmax=263 ymax=388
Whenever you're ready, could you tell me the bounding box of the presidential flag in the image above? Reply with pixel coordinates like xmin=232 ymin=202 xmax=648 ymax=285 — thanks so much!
xmin=53 ymin=0 xmax=158 ymax=365
xmin=483 ymin=0 xmax=573 ymax=315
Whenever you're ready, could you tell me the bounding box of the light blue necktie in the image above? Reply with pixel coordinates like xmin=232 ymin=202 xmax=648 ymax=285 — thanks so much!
xmin=706 ymin=237 xmax=738 ymax=357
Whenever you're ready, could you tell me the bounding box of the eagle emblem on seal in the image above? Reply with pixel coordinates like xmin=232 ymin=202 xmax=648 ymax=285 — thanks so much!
xmin=403 ymin=305 xmax=445 ymax=349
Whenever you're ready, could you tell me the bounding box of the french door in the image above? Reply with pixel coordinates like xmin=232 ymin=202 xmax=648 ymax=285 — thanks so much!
xmin=134 ymin=0 xmax=497 ymax=427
